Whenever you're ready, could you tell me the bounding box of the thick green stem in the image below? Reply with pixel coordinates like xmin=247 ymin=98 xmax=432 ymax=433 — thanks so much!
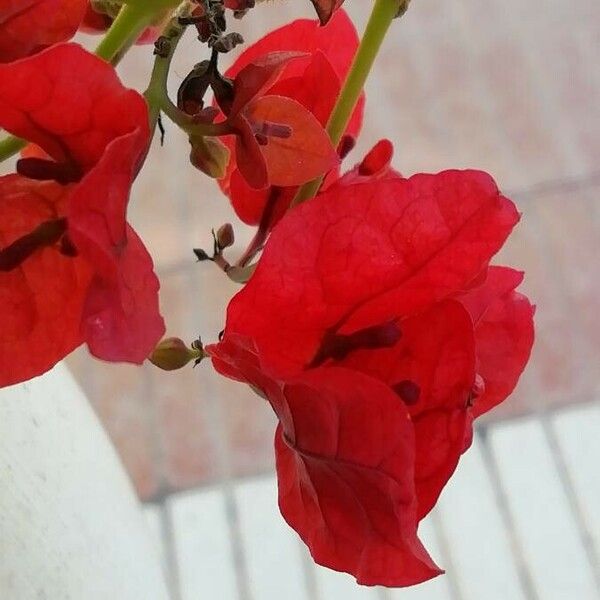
xmin=291 ymin=0 xmax=404 ymax=207
xmin=94 ymin=4 xmax=157 ymax=62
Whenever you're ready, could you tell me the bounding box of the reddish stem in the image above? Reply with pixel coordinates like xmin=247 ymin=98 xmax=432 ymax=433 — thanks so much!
xmin=235 ymin=187 xmax=282 ymax=267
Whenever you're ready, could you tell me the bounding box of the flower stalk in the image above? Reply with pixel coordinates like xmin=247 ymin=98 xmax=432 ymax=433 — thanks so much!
xmin=144 ymin=21 xmax=233 ymax=140
xmin=94 ymin=3 xmax=162 ymax=62
xmin=291 ymin=0 xmax=409 ymax=207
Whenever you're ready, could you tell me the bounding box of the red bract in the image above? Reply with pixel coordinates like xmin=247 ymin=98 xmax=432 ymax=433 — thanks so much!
xmin=326 ymin=138 xmax=402 ymax=190
xmin=208 ymin=168 xmax=534 ymax=586
xmin=0 ymin=0 xmax=87 ymax=62
xmin=218 ymin=10 xmax=363 ymax=228
xmin=0 ymin=44 xmax=164 ymax=387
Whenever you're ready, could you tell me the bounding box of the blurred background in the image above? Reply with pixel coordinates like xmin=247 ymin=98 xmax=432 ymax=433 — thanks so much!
xmin=65 ymin=0 xmax=599 ymax=598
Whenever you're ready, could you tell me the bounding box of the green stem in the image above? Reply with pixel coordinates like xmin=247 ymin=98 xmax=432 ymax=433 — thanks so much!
xmin=0 ymin=135 xmax=26 ymax=164
xmin=144 ymin=27 xmax=233 ymax=138
xmin=94 ymin=4 xmax=157 ymax=63
xmin=144 ymin=25 xmax=184 ymax=135
xmin=291 ymin=0 xmax=405 ymax=207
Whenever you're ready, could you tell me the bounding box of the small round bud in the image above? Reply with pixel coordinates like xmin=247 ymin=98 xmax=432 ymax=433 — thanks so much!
xmin=189 ymin=134 xmax=230 ymax=179
xmin=149 ymin=337 xmax=204 ymax=371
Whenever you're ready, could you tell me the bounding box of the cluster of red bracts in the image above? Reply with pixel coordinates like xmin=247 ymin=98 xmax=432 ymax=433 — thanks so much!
xmin=0 ymin=1 xmax=534 ymax=588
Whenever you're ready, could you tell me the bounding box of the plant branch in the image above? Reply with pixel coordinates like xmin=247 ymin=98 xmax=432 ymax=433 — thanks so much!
xmin=144 ymin=21 xmax=233 ymax=140
xmin=94 ymin=4 xmax=162 ymax=63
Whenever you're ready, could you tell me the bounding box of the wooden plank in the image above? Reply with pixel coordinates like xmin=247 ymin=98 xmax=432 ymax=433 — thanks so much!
xmin=552 ymin=404 xmax=600 ymax=573
xmin=489 ymin=418 xmax=598 ymax=599
xmin=313 ymin=564 xmax=382 ymax=600
xmin=388 ymin=515 xmax=453 ymax=600
xmin=436 ymin=434 xmax=526 ymax=600
xmin=168 ymin=487 xmax=239 ymax=600
xmin=234 ymin=476 xmax=310 ymax=600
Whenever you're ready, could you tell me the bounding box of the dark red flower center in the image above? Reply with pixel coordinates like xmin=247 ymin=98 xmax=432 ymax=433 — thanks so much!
xmin=392 ymin=380 xmax=421 ymax=406
xmin=309 ymin=320 xmax=402 ymax=367
xmin=17 ymin=157 xmax=81 ymax=185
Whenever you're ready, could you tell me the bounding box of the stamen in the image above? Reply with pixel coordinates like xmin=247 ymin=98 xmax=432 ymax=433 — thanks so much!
xmin=252 ymin=120 xmax=293 ymax=142
xmin=0 ymin=218 xmax=67 ymax=271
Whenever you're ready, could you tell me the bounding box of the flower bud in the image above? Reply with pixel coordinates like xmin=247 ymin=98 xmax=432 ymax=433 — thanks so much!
xmin=189 ymin=134 xmax=230 ymax=179
xmin=149 ymin=337 xmax=203 ymax=371
xmin=216 ymin=223 xmax=235 ymax=250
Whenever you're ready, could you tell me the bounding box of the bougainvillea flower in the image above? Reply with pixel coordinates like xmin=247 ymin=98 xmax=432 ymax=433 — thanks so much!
xmin=218 ymin=10 xmax=363 ymax=228
xmin=0 ymin=0 xmax=87 ymax=63
xmin=208 ymin=169 xmax=534 ymax=585
xmin=0 ymin=43 xmax=164 ymax=387
xmin=215 ymin=50 xmax=338 ymax=191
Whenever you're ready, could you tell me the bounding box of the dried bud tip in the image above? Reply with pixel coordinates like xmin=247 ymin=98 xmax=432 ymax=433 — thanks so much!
xmin=193 ymin=248 xmax=212 ymax=261
xmin=149 ymin=337 xmax=205 ymax=371
xmin=216 ymin=223 xmax=235 ymax=249
xmin=395 ymin=0 xmax=412 ymax=17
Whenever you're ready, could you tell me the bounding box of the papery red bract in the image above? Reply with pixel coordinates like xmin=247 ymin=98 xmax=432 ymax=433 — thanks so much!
xmin=0 ymin=0 xmax=86 ymax=62
xmin=337 ymin=299 xmax=477 ymax=519
xmin=67 ymin=131 xmax=164 ymax=363
xmin=208 ymin=168 xmax=534 ymax=586
xmin=218 ymin=10 xmax=363 ymax=228
xmin=222 ymin=171 xmax=521 ymax=377
xmin=274 ymin=367 xmax=441 ymax=586
xmin=244 ymin=95 xmax=339 ymax=186
xmin=0 ymin=44 xmax=164 ymax=387
xmin=0 ymin=43 xmax=147 ymax=169
xmin=0 ymin=175 xmax=92 ymax=386
xmin=228 ymin=51 xmax=306 ymax=118
xmin=458 ymin=266 xmax=535 ymax=417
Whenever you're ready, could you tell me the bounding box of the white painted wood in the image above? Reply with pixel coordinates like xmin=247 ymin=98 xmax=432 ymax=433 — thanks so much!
xmin=436 ymin=434 xmax=526 ymax=600
xmin=490 ymin=418 xmax=598 ymax=600
xmin=144 ymin=504 xmax=167 ymax=573
xmin=234 ymin=476 xmax=310 ymax=600
xmin=388 ymin=515 xmax=453 ymax=600
xmin=0 ymin=364 xmax=169 ymax=600
xmin=552 ymin=404 xmax=600 ymax=570
xmin=168 ymin=487 xmax=239 ymax=600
